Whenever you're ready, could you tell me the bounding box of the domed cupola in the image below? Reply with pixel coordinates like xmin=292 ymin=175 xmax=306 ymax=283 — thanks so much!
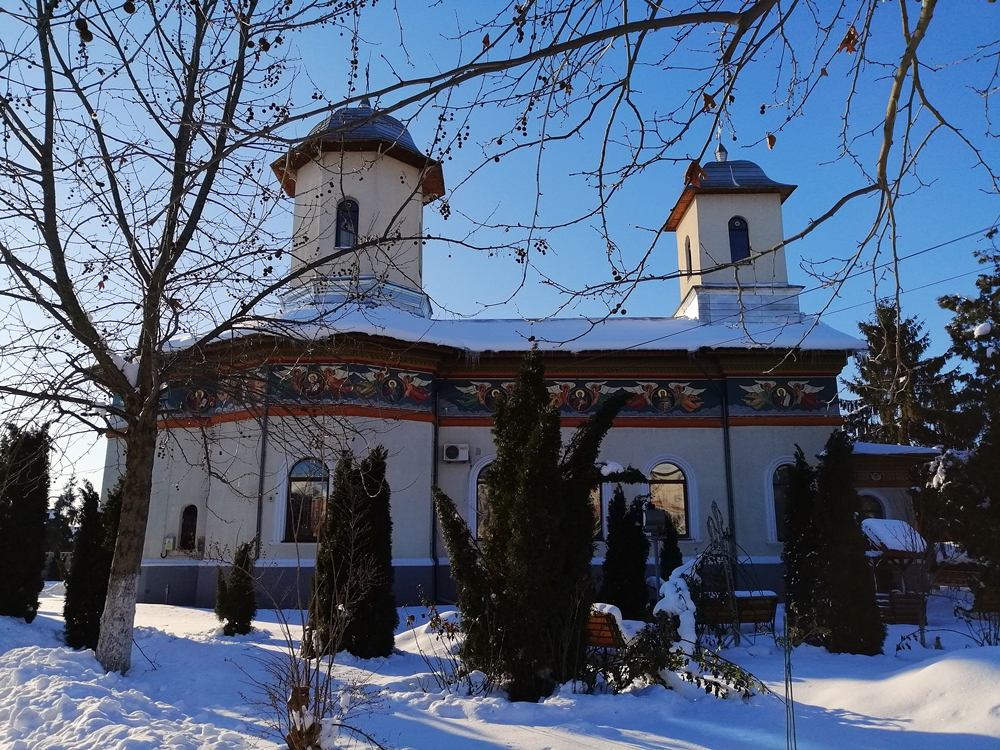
xmin=664 ymin=149 xmax=803 ymax=323
xmin=271 ymin=100 xmax=445 ymax=316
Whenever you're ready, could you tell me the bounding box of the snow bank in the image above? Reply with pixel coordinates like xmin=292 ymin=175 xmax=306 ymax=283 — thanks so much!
xmin=0 ymin=645 xmax=249 ymax=750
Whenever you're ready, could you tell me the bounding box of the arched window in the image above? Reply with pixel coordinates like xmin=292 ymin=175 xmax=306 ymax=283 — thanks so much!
xmin=335 ymin=199 xmax=359 ymax=248
xmin=179 ymin=505 xmax=198 ymax=550
xmin=684 ymin=236 xmax=693 ymax=275
xmin=475 ymin=463 xmax=492 ymax=539
xmin=648 ymin=462 xmax=689 ymax=538
xmin=590 ymin=484 xmax=608 ymax=541
xmin=771 ymin=464 xmax=792 ymax=543
xmin=284 ymin=459 xmax=329 ymax=543
xmin=858 ymin=494 xmax=886 ymax=522
xmin=728 ymin=216 xmax=751 ymax=263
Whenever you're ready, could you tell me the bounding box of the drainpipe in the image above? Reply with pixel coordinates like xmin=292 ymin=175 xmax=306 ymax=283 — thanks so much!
xmin=694 ymin=351 xmax=739 ymax=568
xmin=430 ymin=379 xmax=440 ymax=603
xmin=254 ymin=386 xmax=271 ymax=561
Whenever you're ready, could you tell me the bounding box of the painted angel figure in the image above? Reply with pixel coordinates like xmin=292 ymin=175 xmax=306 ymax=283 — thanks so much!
xmin=740 ymin=380 xmax=776 ymax=411
xmin=788 ymin=381 xmax=826 ymax=410
xmin=322 ymin=366 xmax=354 ymax=398
xmin=584 ymin=381 xmax=615 ymax=406
xmin=401 ymin=373 xmax=432 ymax=402
xmin=548 ymin=381 xmax=574 ymax=408
xmin=623 ymin=382 xmax=659 ymax=411
xmin=669 ymin=382 xmax=706 ymax=412
xmin=455 ymin=381 xmax=494 ymax=406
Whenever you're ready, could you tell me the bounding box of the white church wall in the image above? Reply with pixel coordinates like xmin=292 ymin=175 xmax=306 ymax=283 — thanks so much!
xmin=677 ymin=192 xmax=788 ymax=295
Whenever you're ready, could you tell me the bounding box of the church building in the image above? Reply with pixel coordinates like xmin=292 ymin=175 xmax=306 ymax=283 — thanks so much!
xmin=104 ymin=102 xmax=919 ymax=608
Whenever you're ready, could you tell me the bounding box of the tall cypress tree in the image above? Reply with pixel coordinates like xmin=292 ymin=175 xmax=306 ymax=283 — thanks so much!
xmin=215 ymin=540 xmax=257 ymax=636
xmin=781 ymin=446 xmax=821 ymax=645
xmin=434 ymin=348 xmax=626 ymax=701
xmin=0 ymin=425 xmax=51 ymax=623
xmin=343 ymin=446 xmax=397 ymax=659
xmin=600 ymin=486 xmax=650 ymax=620
xmin=658 ymin=512 xmax=683 ymax=581
xmin=783 ymin=433 xmax=885 ymax=654
xmin=64 ymin=481 xmax=120 ymax=649
xmin=813 ymin=431 xmax=885 ymax=655
xmin=309 ymin=447 xmax=396 ymax=659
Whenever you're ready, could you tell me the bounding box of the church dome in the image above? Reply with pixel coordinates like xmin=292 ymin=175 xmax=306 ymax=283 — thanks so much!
xmin=271 ymin=99 xmax=445 ymax=200
xmin=307 ymin=100 xmax=423 ymax=158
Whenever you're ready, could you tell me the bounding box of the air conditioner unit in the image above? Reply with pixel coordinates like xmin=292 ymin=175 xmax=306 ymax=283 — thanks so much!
xmin=442 ymin=443 xmax=469 ymax=462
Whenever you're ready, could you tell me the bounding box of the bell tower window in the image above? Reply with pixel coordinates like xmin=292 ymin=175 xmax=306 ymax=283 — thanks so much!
xmin=335 ymin=199 xmax=359 ymax=248
xmin=728 ymin=216 xmax=750 ymax=263
xmin=684 ymin=236 xmax=693 ymax=275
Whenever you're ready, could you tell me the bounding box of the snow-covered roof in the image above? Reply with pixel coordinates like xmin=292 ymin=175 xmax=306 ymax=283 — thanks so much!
xmin=168 ymin=302 xmax=863 ymax=355
xmin=852 ymin=443 xmax=940 ymax=457
xmin=862 ymin=518 xmax=926 ymax=555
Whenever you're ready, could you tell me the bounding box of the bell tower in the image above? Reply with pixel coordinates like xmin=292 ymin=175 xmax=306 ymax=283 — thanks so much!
xmin=664 ymin=144 xmax=803 ymax=323
xmin=271 ymin=100 xmax=445 ymax=316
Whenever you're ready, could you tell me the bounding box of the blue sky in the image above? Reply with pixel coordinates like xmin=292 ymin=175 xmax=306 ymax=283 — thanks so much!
xmin=285 ymin=1 xmax=999 ymax=357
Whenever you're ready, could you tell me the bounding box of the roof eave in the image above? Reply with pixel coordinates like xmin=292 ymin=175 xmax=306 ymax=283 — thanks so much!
xmin=270 ymin=138 xmax=445 ymax=199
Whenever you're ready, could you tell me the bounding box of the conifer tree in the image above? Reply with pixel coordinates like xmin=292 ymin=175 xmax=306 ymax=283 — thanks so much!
xmin=0 ymin=425 xmax=51 ymax=623
xmin=844 ymin=303 xmax=971 ymax=448
xmin=781 ymin=447 xmax=822 ymax=645
xmin=599 ymin=487 xmax=650 ymax=620
xmin=46 ymin=479 xmax=80 ymax=580
xmin=927 ymin=253 xmax=1000 ymax=586
xmin=64 ymin=481 xmax=118 ymax=649
xmin=215 ymin=540 xmax=258 ymax=636
xmin=784 ymin=432 xmax=885 ymax=654
xmin=343 ymin=446 xmax=396 ymax=659
xmin=309 ymin=447 xmax=396 ymax=659
xmin=434 ymin=348 xmax=626 ymax=701
xmin=813 ymin=431 xmax=885 ymax=655
xmin=658 ymin=512 xmax=683 ymax=581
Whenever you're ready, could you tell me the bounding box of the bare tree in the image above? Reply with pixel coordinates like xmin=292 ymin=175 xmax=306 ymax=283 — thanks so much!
xmin=1 ymin=0 xmax=995 ymax=674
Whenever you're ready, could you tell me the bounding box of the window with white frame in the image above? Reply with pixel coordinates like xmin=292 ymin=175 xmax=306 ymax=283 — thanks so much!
xmin=284 ymin=458 xmax=329 ymax=543
xmin=335 ymin=199 xmax=359 ymax=248
xmin=858 ymin=494 xmax=886 ymax=521
xmin=648 ymin=461 xmax=689 ymax=538
xmin=728 ymin=216 xmax=751 ymax=263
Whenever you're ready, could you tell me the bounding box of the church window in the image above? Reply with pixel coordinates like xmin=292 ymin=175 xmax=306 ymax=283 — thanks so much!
xmin=179 ymin=505 xmax=198 ymax=550
xmin=771 ymin=464 xmax=792 ymax=542
xmin=648 ymin=462 xmax=689 ymax=538
xmin=684 ymin=236 xmax=693 ymax=275
xmin=590 ymin=484 xmax=607 ymax=541
xmin=335 ymin=199 xmax=359 ymax=248
xmin=858 ymin=494 xmax=886 ymax=522
xmin=475 ymin=463 xmax=492 ymax=539
xmin=284 ymin=459 xmax=329 ymax=543
xmin=728 ymin=216 xmax=751 ymax=263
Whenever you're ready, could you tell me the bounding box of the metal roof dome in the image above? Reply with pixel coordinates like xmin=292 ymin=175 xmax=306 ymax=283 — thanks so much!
xmin=664 ymin=158 xmax=796 ymax=232
xmin=271 ymin=99 xmax=445 ymax=201
xmin=307 ymin=99 xmax=422 ymax=157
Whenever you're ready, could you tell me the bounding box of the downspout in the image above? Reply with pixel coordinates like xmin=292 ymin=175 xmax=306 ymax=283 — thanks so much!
xmin=430 ymin=379 xmax=440 ymax=603
xmin=254 ymin=384 xmax=271 ymax=561
xmin=694 ymin=351 xmax=738 ymax=559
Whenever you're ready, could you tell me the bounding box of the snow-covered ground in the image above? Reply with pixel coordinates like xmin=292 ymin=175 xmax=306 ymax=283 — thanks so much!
xmin=2 ymin=584 xmax=999 ymax=749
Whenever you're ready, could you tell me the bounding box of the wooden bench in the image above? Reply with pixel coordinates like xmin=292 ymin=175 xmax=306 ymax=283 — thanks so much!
xmin=696 ymin=593 xmax=778 ymax=635
xmin=931 ymin=569 xmax=976 ymax=590
xmin=586 ymin=611 xmax=627 ymax=651
xmin=877 ymin=592 xmax=926 ymax=625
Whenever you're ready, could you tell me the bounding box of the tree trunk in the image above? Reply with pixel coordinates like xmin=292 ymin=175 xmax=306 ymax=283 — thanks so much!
xmin=95 ymin=412 xmax=158 ymax=674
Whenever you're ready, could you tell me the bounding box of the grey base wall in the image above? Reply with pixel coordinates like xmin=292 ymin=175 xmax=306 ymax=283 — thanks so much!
xmin=137 ymin=560 xmax=787 ymax=610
